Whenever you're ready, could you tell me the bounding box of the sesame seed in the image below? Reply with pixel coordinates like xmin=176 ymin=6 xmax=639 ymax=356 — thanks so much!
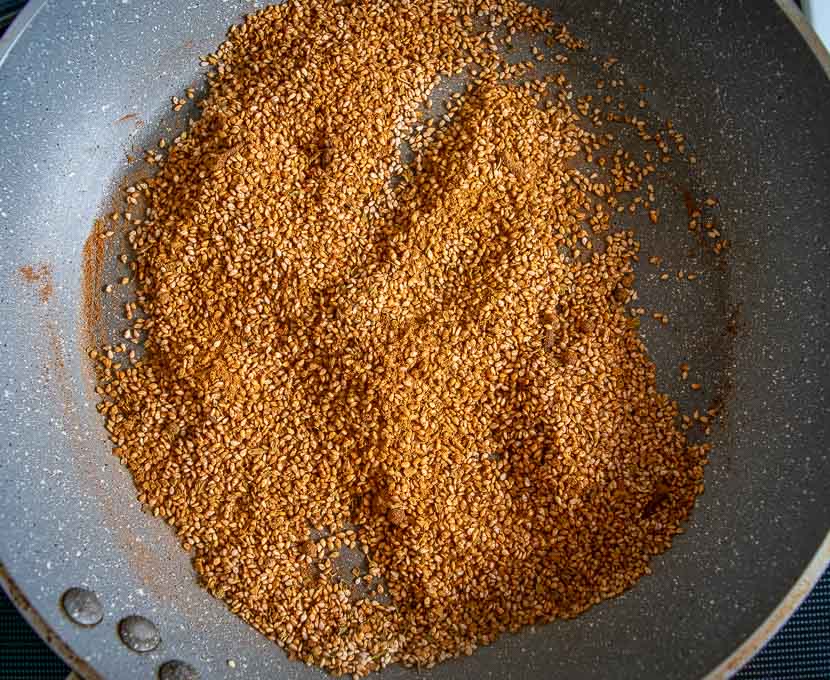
xmin=91 ymin=1 xmax=713 ymax=676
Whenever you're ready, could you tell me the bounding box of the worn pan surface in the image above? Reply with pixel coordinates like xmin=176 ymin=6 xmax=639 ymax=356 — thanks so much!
xmin=0 ymin=1 xmax=829 ymax=678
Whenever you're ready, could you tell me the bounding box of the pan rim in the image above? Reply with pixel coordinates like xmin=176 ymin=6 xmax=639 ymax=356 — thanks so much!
xmin=704 ymin=531 xmax=830 ymax=679
xmin=0 ymin=1 xmax=828 ymax=679
xmin=778 ymin=0 xmax=830 ymax=79
xmin=701 ymin=6 xmax=830 ymax=676
xmin=0 ymin=0 xmax=47 ymax=70
xmin=0 ymin=562 xmax=104 ymax=680
xmin=0 ymin=1 xmax=126 ymax=674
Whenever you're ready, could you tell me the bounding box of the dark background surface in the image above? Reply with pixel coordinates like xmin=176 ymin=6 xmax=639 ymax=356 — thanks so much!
xmin=0 ymin=0 xmax=827 ymax=678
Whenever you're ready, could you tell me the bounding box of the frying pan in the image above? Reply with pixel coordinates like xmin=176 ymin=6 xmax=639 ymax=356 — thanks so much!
xmin=0 ymin=1 xmax=828 ymax=678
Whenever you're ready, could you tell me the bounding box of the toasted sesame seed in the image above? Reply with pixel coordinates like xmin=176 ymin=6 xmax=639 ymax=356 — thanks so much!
xmin=91 ymin=1 xmax=713 ymax=676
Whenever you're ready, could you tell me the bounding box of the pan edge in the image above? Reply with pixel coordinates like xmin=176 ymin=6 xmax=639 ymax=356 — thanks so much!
xmin=0 ymin=0 xmax=47 ymax=70
xmin=777 ymin=0 xmax=830 ymax=78
xmin=704 ymin=532 xmax=830 ymax=679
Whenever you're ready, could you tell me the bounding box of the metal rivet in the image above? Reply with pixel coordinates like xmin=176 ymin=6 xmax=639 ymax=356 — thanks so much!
xmin=158 ymin=660 xmax=200 ymax=680
xmin=61 ymin=588 xmax=103 ymax=627
xmin=118 ymin=615 xmax=161 ymax=653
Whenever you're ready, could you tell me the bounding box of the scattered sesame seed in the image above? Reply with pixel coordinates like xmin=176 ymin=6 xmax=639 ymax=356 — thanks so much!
xmin=90 ymin=1 xmax=714 ymax=676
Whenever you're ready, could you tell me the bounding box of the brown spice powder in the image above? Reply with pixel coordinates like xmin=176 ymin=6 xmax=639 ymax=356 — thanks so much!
xmin=19 ymin=263 xmax=53 ymax=303
xmin=81 ymin=230 xmax=106 ymax=348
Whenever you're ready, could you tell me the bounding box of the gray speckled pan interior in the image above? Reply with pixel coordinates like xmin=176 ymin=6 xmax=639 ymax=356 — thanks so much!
xmin=0 ymin=1 xmax=828 ymax=679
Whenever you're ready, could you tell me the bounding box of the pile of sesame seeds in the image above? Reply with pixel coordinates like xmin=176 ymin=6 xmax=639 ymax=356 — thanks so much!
xmin=92 ymin=0 xmax=713 ymax=675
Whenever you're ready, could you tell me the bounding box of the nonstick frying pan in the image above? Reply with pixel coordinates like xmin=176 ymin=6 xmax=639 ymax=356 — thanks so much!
xmin=0 ymin=1 xmax=829 ymax=678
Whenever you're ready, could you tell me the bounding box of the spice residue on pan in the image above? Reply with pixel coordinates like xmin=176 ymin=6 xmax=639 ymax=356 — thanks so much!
xmin=87 ymin=0 xmax=725 ymax=676
xmin=19 ymin=263 xmax=53 ymax=303
xmin=115 ymin=112 xmax=143 ymax=126
xmin=80 ymin=224 xmax=106 ymax=350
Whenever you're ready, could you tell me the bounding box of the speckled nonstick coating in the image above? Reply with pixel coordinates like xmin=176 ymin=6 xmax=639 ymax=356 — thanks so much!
xmin=0 ymin=1 xmax=828 ymax=678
